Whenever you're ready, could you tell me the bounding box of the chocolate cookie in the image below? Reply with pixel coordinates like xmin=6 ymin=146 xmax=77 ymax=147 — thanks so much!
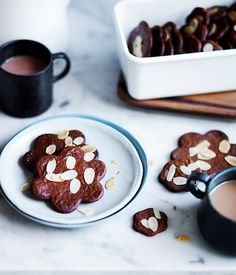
xmin=163 ymin=22 xmax=183 ymax=54
xmin=133 ymin=208 xmax=168 ymax=237
xmin=128 ymin=21 xmax=153 ymax=57
xmin=159 ymin=130 xmax=236 ymax=192
xmin=151 ymin=26 xmax=165 ymax=56
xmin=31 ymin=146 xmax=106 ymax=213
xmin=23 ymin=130 xmax=89 ymax=170
xmin=186 ymin=7 xmax=210 ymax=26
xmin=202 ymin=40 xmax=223 ymax=52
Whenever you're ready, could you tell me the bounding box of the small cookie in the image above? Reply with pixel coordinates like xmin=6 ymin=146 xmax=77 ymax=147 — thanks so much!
xmin=128 ymin=21 xmax=153 ymax=57
xmin=133 ymin=208 xmax=168 ymax=237
xmin=163 ymin=22 xmax=183 ymax=54
xmin=186 ymin=7 xmax=210 ymax=26
xmin=182 ymin=18 xmax=208 ymax=42
xmin=163 ymin=29 xmax=174 ymax=55
xmin=202 ymin=40 xmax=223 ymax=52
xmin=22 ymin=130 xmax=92 ymax=170
xmin=159 ymin=130 xmax=236 ymax=192
xmin=31 ymin=146 xmax=106 ymax=213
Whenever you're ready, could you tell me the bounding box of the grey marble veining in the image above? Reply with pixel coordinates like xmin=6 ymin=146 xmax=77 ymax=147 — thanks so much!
xmin=0 ymin=0 xmax=236 ymax=274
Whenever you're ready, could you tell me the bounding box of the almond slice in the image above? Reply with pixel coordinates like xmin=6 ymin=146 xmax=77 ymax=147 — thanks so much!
xmin=189 ymin=147 xmax=199 ymax=157
xmin=141 ymin=219 xmax=149 ymax=229
xmin=21 ymin=182 xmax=30 ymax=192
xmin=198 ymin=148 xmax=216 ymax=160
xmin=84 ymin=168 xmax=95 ymax=184
xmin=105 ymin=177 xmax=115 ymax=190
xmin=66 ymin=156 xmax=76 ymax=170
xmin=73 ymin=137 xmax=84 ymax=146
xmin=196 ymin=160 xmax=211 ymax=171
xmin=57 ymin=130 xmax=69 ymax=140
xmin=60 ymin=170 xmax=78 ymax=180
xmin=65 ymin=136 xmax=73 ymax=147
xmin=180 ymin=165 xmax=191 ymax=176
xmin=188 ymin=162 xmax=199 ymax=171
xmin=173 ymin=177 xmax=187 ymax=185
xmin=84 ymin=152 xmax=95 ymax=162
xmin=219 ymin=140 xmax=231 ymax=154
xmin=70 ymin=178 xmax=81 ymax=194
xmin=148 ymin=217 xmax=158 ymax=232
xmin=46 ymin=159 xmax=56 ymax=174
xmin=77 ymin=207 xmax=93 ymax=216
xmin=46 ymin=173 xmax=63 ymax=182
xmin=153 ymin=208 xmax=161 ymax=219
xmin=196 ymin=140 xmax=211 ymax=149
xmin=225 ymin=156 xmax=236 ymax=166
xmin=46 ymin=144 xmax=56 ymax=155
xmin=81 ymin=145 xmax=96 ymax=154
xmin=167 ymin=164 xmax=176 ymax=182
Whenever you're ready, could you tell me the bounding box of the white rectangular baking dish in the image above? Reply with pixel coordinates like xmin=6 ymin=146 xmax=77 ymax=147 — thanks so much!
xmin=113 ymin=0 xmax=236 ymax=99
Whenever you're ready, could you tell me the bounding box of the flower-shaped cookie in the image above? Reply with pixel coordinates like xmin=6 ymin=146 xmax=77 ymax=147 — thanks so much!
xmin=159 ymin=130 xmax=236 ymax=192
xmin=22 ymin=130 xmax=96 ymax=170
xmin=31 ymin=146 xmax=106 ymax=213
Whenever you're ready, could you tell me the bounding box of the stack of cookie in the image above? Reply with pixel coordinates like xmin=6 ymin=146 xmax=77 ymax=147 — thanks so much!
xmin=128 ymin=3 xmax=236 ymax=57
xmin=22 ymin=130 xmax=106 ymax=213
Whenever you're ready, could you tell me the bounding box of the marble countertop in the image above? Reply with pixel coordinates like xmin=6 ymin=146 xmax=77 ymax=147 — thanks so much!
xmin=0 ymin=0 xmax=236 ymax=274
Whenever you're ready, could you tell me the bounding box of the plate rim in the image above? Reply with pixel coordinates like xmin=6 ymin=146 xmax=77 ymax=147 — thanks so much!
xmin=0 ymin=114 xmax=148 ymax=228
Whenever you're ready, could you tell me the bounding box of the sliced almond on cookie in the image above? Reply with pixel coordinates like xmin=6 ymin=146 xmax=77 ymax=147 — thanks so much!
xmin=46 ymin=144 xmax=56 ymax=155
xmin=147 ymin=217 xmax=158 ymax=232
xmin=57 ymin=130 xmax=69 ymax=140
xmin=73 ymin=137 xmax=84 ymax=146
xmin=189 ymin=147 xmax=199 ymax=157
xmin=198 ymin=148 xmax=216 ymax=160
xmin=141 ymin=219 xmax=149 ymax=229
xmin=66 ymin=156 xmax=76 ymax=170
xmin=81 ymin=145 xmax=96 ymax=154
xmin=60 ymin=170 xmax=78 ymax=180
xmin=153 ymin=208 xmax=161 ymax=219
xmin=196 ymin=160 xmax=211 ymax=171
xmin=46 ymin=159 xmax=56 ymax=174
xmin=219 ymin=140 xmax=231 ymax=154
xmin=84 ymin=152 xmax=95 ymax=162
xmin=173 ymin=177 xmax=187 ymax=185
xmin=167 ymin=164 xmax=176 ymax=182
xmin=70 ymin=178 xmax=81 ymax=194
xmin=65 ymin=136 xmax=73 ymax=147
xmin=84 ymin=168 xmax=95 ymax=184
xmin=180 ymin=165 xmax=192 ymax=176
xmin=225 ymin=156 xmax=236 ymax=166
xmin=46 ymin=173 xmax=63 ymax=182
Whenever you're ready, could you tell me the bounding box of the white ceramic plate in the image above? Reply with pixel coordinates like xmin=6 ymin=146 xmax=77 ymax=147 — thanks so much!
xmin=0 ymin=115 xmax=147 ymax=228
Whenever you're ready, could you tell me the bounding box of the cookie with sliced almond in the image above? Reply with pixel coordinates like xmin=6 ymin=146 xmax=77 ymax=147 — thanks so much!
xmin=31 ymin=146 xmax=106 ymax=213
xmin=133 ymin=208 xmax=168 ymax=237
xmin=159 ymin=130 xmax=236 ymax=192
xmin=22 ymin=130 xmax=98 ymax=170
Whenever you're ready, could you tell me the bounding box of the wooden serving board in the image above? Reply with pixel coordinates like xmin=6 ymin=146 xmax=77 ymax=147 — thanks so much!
xmin=118 ymin=75 xmax=236 ymax=118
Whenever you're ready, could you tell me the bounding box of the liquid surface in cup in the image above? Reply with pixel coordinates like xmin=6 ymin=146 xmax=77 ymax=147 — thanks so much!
xmin=210 ymin=180 xmax=236 ymax=221
xmin=1 ymin=55 xmax=46 ymax=76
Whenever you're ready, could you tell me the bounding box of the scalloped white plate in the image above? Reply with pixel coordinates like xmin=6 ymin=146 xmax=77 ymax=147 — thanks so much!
xmin=0 ymin=115 xmax=147 ymax=228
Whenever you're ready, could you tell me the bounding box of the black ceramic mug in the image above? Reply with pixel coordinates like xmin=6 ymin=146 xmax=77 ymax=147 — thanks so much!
xmin=0 ymin=40 xmax=71 ymax=118
xmin=187 ymin=167 xmax=236 ymax=255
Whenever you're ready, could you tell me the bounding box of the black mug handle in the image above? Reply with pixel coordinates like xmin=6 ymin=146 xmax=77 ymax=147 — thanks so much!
xmin=52 ymin=52 xmax=71 ymax=82
xmin=187 ymin=172 xmax=211 ymax=199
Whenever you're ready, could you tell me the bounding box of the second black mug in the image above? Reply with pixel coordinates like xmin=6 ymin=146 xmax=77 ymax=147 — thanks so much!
xmin=0 ymin=39 xmax=71 ymax=118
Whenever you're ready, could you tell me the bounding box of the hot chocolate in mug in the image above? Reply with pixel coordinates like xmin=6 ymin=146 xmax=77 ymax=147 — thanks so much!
xmin=187 ymin=167 xmax=236 ymax=255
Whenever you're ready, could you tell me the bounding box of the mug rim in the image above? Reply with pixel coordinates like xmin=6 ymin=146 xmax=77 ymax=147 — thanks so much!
xmin=207 ymin=167 xmax=236 ymax=224
xmin=0 ymin=39 xmax=52 ymax=78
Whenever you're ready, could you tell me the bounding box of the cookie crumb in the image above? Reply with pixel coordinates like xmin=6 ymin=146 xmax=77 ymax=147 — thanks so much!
xmin=21 ymin=182 xmax=30 ymax=192
xmin=173 ymin=205 xmax=177 ymax=211
xmin=105 ymin=177 xmax=116 ymax=190
xmin=77 ymin=207 xmax=93 ymax=216
xmin=111 ymin=160 xmax=118 ymax=165
xmin=149 ymin=159 xmax=155 ymax=166
xmin=177 ymin=234 xmax=192 ymax=242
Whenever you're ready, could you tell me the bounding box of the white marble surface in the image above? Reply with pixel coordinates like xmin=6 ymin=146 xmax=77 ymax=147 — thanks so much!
xmin=0 ymin=0 xmax=236 ymax=274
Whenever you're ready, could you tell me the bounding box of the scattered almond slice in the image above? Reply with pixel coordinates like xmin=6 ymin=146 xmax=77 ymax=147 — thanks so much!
xmin=57 ymin=130 xmax=69 ymax=140
xmin=147 ymin=217 xmax=158 ymax=232
xmin=198 ymin=148 xmax=216 ymax=160
xmin=66 ymin=156 xmax=76 ymax=169
xmin=196 ymin=160 xmax=211 ymax=171
xmin=21 ymin=182 xmax=30 ymax=192
xmin=46 ymin=173 xmax=63 ymax=182
xmin=105 ymin=177 xmax=116 ymax=190
xmin=60 ymin=170 xmax=78 ymax=181
xmin=73 ymin=136 xmax=84 ymax=146
xmin=84 ymin=152 xmax=95 ymax=162
xmin=65 ymin=136 xmax=73 ymax=147
xmin=46 ymin=159 xmax=56 ymax=174
xmin=77 ymin=207 xmax=93 ymax=216
xmin=225 ymin=155 xmax=236 ymax=166
xmin=167 ymin=164 xmax=176 ymax=182
xmin=141 ymin=219 xmax=149 ymax=229
xmin=189 ymin=147 xmax=199 ymax=157
xmin=173 ymin=177 xmax=187 ymax=185
xmin=180 ymin=165 xmax=191 ymax=176
xmin=46 ymin=144 xmax=56 ymax=155
xmin=177 ymin=234 xmax=192 ymax=242
xmin=81 ymin=145 xmax=96 ymax=154
xmin=84 ymin=168 xmax=95 ymax=184
xmin=153 ymin=208 xmax=161 ymax=219
xmin=70 ymin=178 xmax=81 ymax=194
xmin=111 ymin=160 xmax=118 ymax=165
xmin=219 ymin=140 xmax=231 ymax=154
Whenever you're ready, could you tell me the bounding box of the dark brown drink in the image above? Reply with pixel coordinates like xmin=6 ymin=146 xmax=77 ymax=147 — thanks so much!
xmin=210 ymin=180 xmax=236 ymax=221
xmin=1 ymin=55 xmax=46 ymax=76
